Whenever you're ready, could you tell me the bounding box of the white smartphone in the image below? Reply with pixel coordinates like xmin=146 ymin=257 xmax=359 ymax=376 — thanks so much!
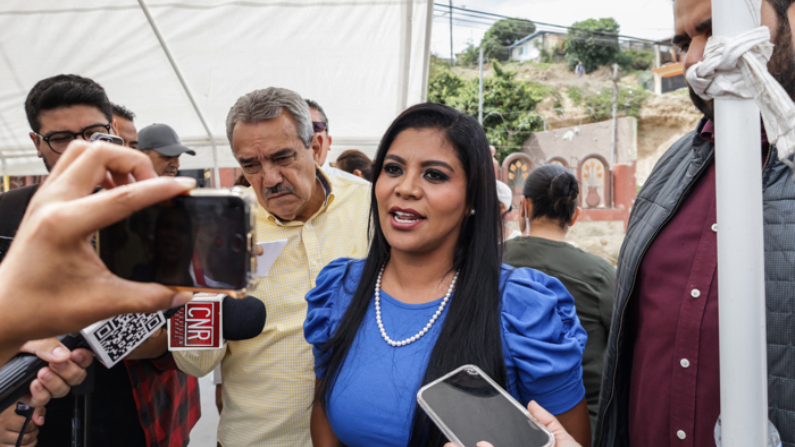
xmin=417 ymin=364 xmax=555 ymax=447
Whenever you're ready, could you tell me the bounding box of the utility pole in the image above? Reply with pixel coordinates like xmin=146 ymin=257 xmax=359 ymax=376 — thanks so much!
xmin=478 ymin=46 xmax=484 ymax=124
xmin=449 ymin=0 xmax=454 ymax=66
xmin=610 ymin=63 xmax=619 ymax=165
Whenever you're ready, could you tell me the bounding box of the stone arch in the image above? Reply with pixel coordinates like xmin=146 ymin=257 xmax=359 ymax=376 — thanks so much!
xmin=577 ymin=153 xmax=611 ymax=208
xmin=545 ymin=156 xmax=569 ymax=169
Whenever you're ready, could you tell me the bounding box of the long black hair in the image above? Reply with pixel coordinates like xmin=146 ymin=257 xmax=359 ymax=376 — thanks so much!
xmin=315 ymin=103 xmax=506 ymax=446
xmin=522 ymin=164 xmax=579 ymax=227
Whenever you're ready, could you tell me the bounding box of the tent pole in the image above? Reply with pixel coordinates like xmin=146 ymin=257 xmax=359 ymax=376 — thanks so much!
xmin=419 ymin=0 xmax=434 ymax=103
xmin=137 ymin=0 xmax=222 ymax=188
xmin=712 ymin=0 xmax=768 ymax=445
xmin=397 ymin=0 xmax=414 ymax=113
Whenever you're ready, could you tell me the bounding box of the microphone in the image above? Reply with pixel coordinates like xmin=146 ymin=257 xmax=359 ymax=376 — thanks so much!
xmin=0 ymin=295 xmax=266 ymax=412
xmin=168 ymin=294 xmax=266 ymax=350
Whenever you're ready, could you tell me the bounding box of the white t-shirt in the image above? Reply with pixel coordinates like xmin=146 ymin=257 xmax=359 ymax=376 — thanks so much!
xmin=321 ymin=160 xmax=370 ymax=184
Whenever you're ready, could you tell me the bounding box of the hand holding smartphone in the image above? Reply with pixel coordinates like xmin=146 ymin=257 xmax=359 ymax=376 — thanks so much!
xmin=417 ymin=365 xmax=555 ymax=447
xmin=98 ymin=188 xmax=258 ymax=297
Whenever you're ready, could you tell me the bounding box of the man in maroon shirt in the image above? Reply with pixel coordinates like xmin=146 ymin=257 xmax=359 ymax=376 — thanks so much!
xmin=595 ymin=0 xmax=795 ymax=446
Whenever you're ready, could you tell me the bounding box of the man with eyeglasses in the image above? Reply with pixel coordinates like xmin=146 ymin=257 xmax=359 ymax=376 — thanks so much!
xmin=0 ymin=74 xmax=200 ymax=447
xmin=305 ymin=98 xmax=369 ymax=183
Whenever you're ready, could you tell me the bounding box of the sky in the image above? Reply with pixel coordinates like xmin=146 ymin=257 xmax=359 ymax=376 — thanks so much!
xmin=430 ymin=0 xmax=676 ymax=58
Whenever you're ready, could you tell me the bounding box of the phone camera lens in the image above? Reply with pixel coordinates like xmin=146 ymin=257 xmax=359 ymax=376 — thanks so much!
xmin=232 ymin=234 xmax=245 ymax=252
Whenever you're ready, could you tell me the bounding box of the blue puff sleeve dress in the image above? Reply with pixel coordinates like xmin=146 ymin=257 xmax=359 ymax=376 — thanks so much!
xmin=304 ymin=258 xmax=587 ymax=447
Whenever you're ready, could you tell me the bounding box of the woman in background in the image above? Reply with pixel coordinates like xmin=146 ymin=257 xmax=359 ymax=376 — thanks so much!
xmin=305 ymin=103 xmax=590 ymax=447
xmin=335 ymin=149 xmax=373 ymax=181
xmin=503 ymin=164 xmax=615 ymax=432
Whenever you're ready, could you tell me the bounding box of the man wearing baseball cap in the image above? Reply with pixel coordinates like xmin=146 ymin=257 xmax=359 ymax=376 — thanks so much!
xmin=138 ymin=123 xmax=196 ymax=177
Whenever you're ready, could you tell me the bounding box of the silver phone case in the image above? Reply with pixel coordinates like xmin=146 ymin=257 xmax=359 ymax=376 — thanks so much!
xmin=416 ymin=364 xmax=555 ymax=447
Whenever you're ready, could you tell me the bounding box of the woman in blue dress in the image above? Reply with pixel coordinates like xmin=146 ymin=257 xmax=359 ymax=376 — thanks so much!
xmin=304 ymin=103 xmax=590 ymax=447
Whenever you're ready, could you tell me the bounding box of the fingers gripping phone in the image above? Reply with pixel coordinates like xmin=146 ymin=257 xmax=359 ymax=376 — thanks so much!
xmin=417 ymin=365 xmax=555 ymax=447
xmin=89 ymin=131 xmax=124 ymax=146
xmin=98 ymin=188 xmax=258 ymax=297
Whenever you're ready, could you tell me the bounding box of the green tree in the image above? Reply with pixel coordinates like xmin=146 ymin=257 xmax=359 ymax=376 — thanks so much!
xmin=616 ymin=48 xmax=654 ymax=71
xmin=427 ymin=56 xmax=464 ymax=104
xmin=484 ymin=18 xmax=536 ymax=47
xmin=565 ymin=18 xmax=620 ymax=73
xmin=428 ymin=61 xmax=547 ymax=160
xmin=480 ymin=18 xmax=536 ymax=62
xmin=457 ymin=43 xmax=481 ymax=67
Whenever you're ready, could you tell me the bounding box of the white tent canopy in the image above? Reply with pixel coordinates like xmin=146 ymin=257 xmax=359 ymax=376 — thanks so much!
xmin=0 ymin=0 xmax=433 ymax=176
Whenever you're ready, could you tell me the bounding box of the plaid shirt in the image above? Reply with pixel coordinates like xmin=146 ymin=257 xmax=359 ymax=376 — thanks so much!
xmin=125 ymin=355 xmax=201 ymax=447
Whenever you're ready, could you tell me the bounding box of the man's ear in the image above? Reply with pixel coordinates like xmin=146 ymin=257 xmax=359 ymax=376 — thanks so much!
xmin=111 ymin=118 xmax=119 ymax=135
xmin=311 ymin=134 xmax=324 ymax=165
xmin=30 ymin=132 xmax=43 ymax=158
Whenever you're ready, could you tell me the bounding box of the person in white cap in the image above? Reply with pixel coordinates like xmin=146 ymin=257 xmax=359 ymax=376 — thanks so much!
xmin=496 ymin=180 xmax=521 ymax=241
xmin=137 ymin=123 xmax=196 ymax=177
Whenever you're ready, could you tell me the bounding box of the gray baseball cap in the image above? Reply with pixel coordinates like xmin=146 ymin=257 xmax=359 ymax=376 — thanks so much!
xmin=137 ymin=123 xmax=196 ymax=157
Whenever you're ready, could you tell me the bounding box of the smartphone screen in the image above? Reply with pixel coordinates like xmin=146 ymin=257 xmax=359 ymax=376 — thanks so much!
xmin=419 ymin=366 xmax=553 ymax=447
xmin=99 ymin=195 xmax=250 ymax=290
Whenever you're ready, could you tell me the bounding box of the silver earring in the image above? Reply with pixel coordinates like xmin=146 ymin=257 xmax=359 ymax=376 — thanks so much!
xmin=469 ymin=209 xmax=476 ymax=216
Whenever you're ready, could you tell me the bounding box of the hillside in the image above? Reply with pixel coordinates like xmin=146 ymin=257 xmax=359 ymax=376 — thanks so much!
xmin=447 ymin=61 xmax=704 ymax=264
xmin=450 ymin=61 xmax=703 ymax=184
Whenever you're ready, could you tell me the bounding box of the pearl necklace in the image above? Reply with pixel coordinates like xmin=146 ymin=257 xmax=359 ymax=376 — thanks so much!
xmin=375 ymin=264 xmax=459 ymax=347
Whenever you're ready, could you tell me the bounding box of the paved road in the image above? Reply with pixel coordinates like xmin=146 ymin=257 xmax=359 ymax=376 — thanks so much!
xmin=188 ymin=374 xmax=220 ymax=446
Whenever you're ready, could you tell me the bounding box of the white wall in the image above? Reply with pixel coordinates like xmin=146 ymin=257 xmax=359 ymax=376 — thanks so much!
xmin=510 ymin=40 xmax=540 ymax=62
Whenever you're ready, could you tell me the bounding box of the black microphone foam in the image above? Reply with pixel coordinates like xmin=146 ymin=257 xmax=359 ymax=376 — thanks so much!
xmin=222 ymin=296 xmax=266 ymax=341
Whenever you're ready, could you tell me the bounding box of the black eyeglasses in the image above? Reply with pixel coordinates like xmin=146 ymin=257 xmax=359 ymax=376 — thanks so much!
xmin=312 ymin=121 xmax=328 ymax=133
xmin=34 ymin=123 xmax=113 ymax=154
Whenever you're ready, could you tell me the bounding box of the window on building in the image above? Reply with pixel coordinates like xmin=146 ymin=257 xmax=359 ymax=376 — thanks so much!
xmin=519 ymin=47 xmax=523 ymax=56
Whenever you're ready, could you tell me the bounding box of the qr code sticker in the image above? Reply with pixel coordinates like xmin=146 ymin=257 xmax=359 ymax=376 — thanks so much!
xmin=91 ymin=313 xmax=165 ymax=362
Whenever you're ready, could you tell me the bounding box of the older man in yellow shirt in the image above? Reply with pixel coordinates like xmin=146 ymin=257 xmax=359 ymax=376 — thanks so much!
xmin=174 ymin=87 xmax=370 ymax=446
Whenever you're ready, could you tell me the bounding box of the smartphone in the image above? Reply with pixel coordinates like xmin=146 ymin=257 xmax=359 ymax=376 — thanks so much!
xmin=89 ymin=132 xmax=125 ymax=146
xmin=417 ymin=364 xmax=555 ymax=447
xmin=98 ymin=188 xmax=258 ymax=297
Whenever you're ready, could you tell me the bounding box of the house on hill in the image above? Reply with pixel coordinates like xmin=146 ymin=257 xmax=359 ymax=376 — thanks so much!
xmin=508 ymin=30 xmax=566 ymax=63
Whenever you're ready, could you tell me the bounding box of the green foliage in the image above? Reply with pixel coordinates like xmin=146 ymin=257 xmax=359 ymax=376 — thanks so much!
xmin=616 ymin=48 xmax=654 ymax=71
xmin=481 ymin=37 xmax=510 ymax=62
xmin=484 ymin=18 xmax=536 ymax=47
xmin=582 ymin=86 xmax=650 ymax=121
xmin=457 ymin=43 xmax=481 ymax=67
xmin=461 ymin=18 xmax=536 ymax=63
xmin=427 ymin=69 xmax=464 ymax=105
xmin=427 ymin=61 xmax=547 ymax=160
xmin=567 ymin=86 xmax=584 ymax=105
xmin=565 ymin=18 xmax=620 ymax=73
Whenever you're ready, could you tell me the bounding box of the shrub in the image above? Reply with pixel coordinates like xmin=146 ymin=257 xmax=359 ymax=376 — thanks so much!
xmin=616 ymin=48 xmax=654 ymax=71
xmin=565 ymin=18 xmax=620 ymax=73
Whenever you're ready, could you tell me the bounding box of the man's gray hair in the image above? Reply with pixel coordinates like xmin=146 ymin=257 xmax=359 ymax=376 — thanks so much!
xmin=226 ymin=87 xmax=313 ymax=148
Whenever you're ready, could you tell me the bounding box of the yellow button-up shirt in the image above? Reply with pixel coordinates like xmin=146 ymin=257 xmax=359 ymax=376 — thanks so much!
xmin=174 ymin=171 xmax=370 ymax=446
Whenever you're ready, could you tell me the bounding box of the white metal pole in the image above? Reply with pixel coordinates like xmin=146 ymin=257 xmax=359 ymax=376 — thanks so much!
xmin=712 ymin=0 xmax=768 ymax=445
xmin=478 ymin=47 xmax=484 ymax=125
xmin=449 ymin=0 xmax=454 ymax=66
xmin=137 ymin=0 xmax=222 ymax=188
xmin=397 ymin=0 xmax=414 ymax=114
xmin=611 ymin=63 xmax=619 ymax=165
xmin=419 ymin=0 xmax=434 ymax=103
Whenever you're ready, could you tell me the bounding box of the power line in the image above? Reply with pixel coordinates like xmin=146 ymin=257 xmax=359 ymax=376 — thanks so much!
xmin=432 ymin=3 xmax=661 ymax=44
